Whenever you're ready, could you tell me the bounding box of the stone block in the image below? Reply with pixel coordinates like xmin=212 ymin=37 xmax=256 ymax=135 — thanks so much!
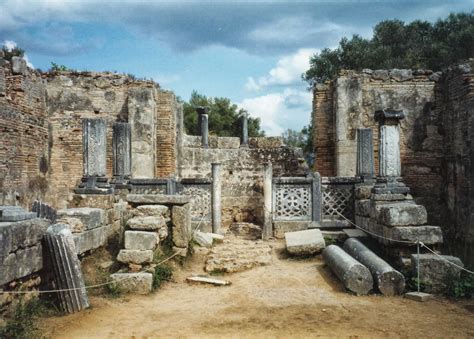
xmin=343 ymin=228 xmax=368 ymax=239
xmin=69 ymin=194 xmax=115 ymax=209
xmin=217 ymin=137 xmax=240 ymax=149
xmin=172 ymin=204 xmax=191 ymax=248
xmin=0 ymin=244 xmax=43 ymax=285
xmin=355 ymin=199 xmax=370 ymax=217
xmin=193 ymin=231 xmax=213 ymax=248
xmin=117 ymin=249 xmax=153 ymax=264
xmin=73 ymin=225 xmax=112 ymax=254
xmin=355 ymin=184 xmax=372 ymax=199
xmin=372 ymin=69 xmax=389 ymax=81
xmin=285 ymin=229 xmax=326 ymax=256
xmin=389 ymin=69 xmax=413 ymax=81
xmin=127 ymin=216 xmax=166 ymax=231
xmin=385 ymin=226 xmax=443 ymax=245
xmin=410 ymin=254 xmax=464 ymax=293
xmin=56 ymin=217 xmax=85 ymax=233
xmin=0 ymin=218 xmax=49 ymax=258
xmin=372 ymin=194 xmax=407 ymax=201
xmin=124 ymin=230 xmax=157 ymax=250
xmin=0 ymin=206 xmax=36 ymax=222
xmin=110 ymin=273 xmax=153 ymax=294
xmin=405 ymin=291 xmax=434 ymax=302
xmin=355 ymin=216 xmax=370 ymax=230
xmin=127 ymin=194 xmax=191 ymax=205
xmin=273 ymin=220 xmax=309 ymax=239
xmin=378 ymin=203 xmax=427 ymax=226
xmin=133 ymin=205 xmax=169 ymax=217
xmin=229 ymin=222 xmax=262 ymax=240
xmin=57 ymin=208 xmax=105 ymax=230
xmin=11 ymin=56 xmax=27 ymax=75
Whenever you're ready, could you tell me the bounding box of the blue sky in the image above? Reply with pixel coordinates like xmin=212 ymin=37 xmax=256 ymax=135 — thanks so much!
xmin=1 ymin=0 xmax=472 ymax=135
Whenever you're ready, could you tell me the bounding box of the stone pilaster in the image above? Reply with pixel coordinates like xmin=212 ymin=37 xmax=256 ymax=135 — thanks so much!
xmin=211 ymin=163 xmax=222 ymax=234
xmin=356 ymin=128 xmax=375 ymax=180
xmin=112 ymin=122 xmax=131 ymax=186
xmin=263 ymin=162 xmax=273 ymax=240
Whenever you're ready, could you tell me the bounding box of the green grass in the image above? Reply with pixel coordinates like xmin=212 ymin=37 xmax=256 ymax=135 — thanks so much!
xmin=152 ymin=265 xmax=173 ymax=290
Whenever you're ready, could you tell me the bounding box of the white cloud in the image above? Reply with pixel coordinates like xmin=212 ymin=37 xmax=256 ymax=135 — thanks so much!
xmin=245 ymin=48 xmax=318 ymax=91
xmin=3 ymin=40 xmax=34 ymax=68
xmin=238 ymin=88 xmax=312 ymax=136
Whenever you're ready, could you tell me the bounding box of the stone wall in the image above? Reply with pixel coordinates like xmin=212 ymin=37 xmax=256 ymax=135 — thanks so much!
xmin=179 ymin=135 xmax=309 ymax=228
xmin=0 ymin=55 xmax=49 ymax=207
xmin=438 ymin=62 xmax=474 ymax=268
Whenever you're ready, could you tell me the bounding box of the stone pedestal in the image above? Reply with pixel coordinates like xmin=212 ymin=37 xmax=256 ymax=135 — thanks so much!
xmin=263 ymin=162 xmax=273 ymax=240
xmin=356 ymin=128 xmax=374 ymax=180
xmin=112 ymin=122 xmax=131 ymax=188
xmin=196 ymin=107 xmax=209 ymax=148
xmin=241 ymin=112 xmax=249 ymax=147
xmin=75 ymin=118 xmax=112 ymax=194
xmin=211 ymin=163 xmax=222 ymax=234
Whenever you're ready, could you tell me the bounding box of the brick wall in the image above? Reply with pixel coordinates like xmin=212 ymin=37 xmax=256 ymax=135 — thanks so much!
xmin=0 ymin=61 xmax=49 ymax=207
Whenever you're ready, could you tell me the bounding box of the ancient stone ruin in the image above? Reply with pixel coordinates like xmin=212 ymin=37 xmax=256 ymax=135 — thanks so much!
xmin=0 ymin=50 xmax=472 ymax=316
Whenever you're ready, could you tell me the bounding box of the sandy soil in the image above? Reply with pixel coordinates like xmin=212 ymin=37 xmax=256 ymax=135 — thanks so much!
xmin=41 ymin=242 xmax=474 ymax=338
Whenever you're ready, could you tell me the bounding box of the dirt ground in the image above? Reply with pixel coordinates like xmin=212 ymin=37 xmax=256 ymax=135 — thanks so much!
xmin=41 ymin=241 xmax=474 ymax=338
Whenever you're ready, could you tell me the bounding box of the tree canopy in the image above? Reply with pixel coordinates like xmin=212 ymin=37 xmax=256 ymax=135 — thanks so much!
xmin=182 ymin=91 xmax=264 ymax=137
xmin=303 ymin=12 xmax=474 ymax=88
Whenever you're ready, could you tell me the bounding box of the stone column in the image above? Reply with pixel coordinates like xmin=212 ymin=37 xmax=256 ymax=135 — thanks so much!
xmin=374 ymin=110 xmax=405 ymax=178
xmin=196 ymin=107 xmax=209 ymax=148
xmin=44 ymin=224 xmax=89 ymax=313
xmin=113 ymin=122 xmax=131 ymax=182
xmin=75 ymin=118 xmax=112 ymax=194
xmin=241 ymin=112 xmax=249 ymax=147
xmin=356 ymin=128 xmax=375 ymax=180
xmin=263 ymin=162 xmax=273 ymax=240
xmin=83 ymin=118 xmax=107 ymax=177
xmin=211 ymin=163 xmax=222 ymax=234
xmin=312 ymin=172 xmax=322 ymax=223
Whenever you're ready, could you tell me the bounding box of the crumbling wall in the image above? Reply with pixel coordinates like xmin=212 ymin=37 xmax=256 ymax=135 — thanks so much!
xmin=438 ymin=62 xmax=474 ymax=268
xmin=313 ymin=69 xmax=443 ymax=222
xmin=0 ymin=55 xmax=49 ymax=207
xmin=179 ymin=135 xmax=308 ymax=227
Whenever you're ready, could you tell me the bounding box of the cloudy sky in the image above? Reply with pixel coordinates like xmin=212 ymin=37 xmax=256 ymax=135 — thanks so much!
xmin=1 ymin=0 xmax=472 ymax=135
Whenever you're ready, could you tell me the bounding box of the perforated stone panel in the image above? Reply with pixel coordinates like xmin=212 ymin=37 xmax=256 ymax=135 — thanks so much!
xmin=179 ymin=184 xmax=212 ymax=221
xmin=274 ymin=184 xmax=312 ymax=221
xmin=322 ymin=184 xmax=354 ymax=219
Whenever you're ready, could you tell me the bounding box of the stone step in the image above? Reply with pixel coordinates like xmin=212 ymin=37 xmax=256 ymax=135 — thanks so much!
xmin=117 ymin=249 xmax=153 ymax=264
xmin=377 ymin=203 xmax=427 ymax=226
xmin=57 ymin=208 xmax=105 ymax=230
xmin=127 ymin=216 xmax=166 ymax=230
xmin=124 ymin=230 xmax=157 ymax=250
xmin=285 ymin=229 xmax=326 ymax=256
xmin=110 ymin=272 xmax=153 ymax=294
xmin=343 ymin=228 xmax=369 ymax=239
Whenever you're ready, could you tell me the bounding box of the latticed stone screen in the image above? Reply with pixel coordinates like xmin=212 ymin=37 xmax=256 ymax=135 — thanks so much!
xmin=272 ymin=177 xmax=317 ymax=221
xmin=321 ymin=177 xmax=358 ymax=221
xmin=177 ymin=181 xmax=212 ymax=221
xmin=130 ymin=185 xmax=167 ymax=194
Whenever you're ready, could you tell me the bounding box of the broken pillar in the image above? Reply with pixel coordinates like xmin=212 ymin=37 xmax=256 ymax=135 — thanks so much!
xmin=356 ymin=128 xmax=375 ymax=181
xmin=241 ymin=112 xmax=249 ymax=147
xmin=43 ymin=224 xmax=89 ymax=313
xmin=128 ymin=88 xmax=156 ymax=178
xmin=263 ymin=162 xmax=273 ymax=240
xmin=75 ymin=118 xmax=113 ymax=194
xmin=211 ymin=163 xmax=222 ymax=234
xmin=112 ymin=122 xmax=131 ymax=187
xmin=323 ymin=244 xmax=373 ymax=295
xmin=343 ymin=238 xmax=405 ymax=296
xmin=196 ymin=106 xmax=209 ymax=148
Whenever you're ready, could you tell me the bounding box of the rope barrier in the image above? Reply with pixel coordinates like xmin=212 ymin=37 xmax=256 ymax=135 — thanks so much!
xmin=420 ymin=242 xmax=474 ymax=275
xmin=0 ymin=214 xmax=206 ymax=295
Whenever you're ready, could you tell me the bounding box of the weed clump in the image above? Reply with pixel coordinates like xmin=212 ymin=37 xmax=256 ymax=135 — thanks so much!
xmin=152 ymin=266 xmax=173 ymax=290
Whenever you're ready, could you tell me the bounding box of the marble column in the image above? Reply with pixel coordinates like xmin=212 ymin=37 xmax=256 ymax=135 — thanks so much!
xmin=211 ymin=163 xmax=221 ymax=234
xmin=312 ymin=172 xmax=322 ymax=223
xmin=374 ymin=110 xmax=405 ymax=178
xmin=241 ymin=112 xmax=249 ymax=147
xmin=113 ymin=122 xmax=131 ymax=181
xmin=263 ymin=162 xmax=273 ymax=240
xmin=196 ymin=107 xmax=209 ymax=148
xmin=356 ymin=128 xmax=375 ymax=180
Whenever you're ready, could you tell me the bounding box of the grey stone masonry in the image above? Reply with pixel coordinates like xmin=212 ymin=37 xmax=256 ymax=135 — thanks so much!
xmin=0 ymin=205 xmax=36 ymax=222
xmin=211 ymin=163 xmax=222 ymax=234
xmin=127 ymin=194 xmax=191 ymax=206
xmin=263 ymin=162 xmax=273 ymax=240
xmin=172 ymin=204 xmax=192 ymax=248
xmin=117 ymin=249 xmax=153 ymax=264
xmin=375 ymin=109 xmax=405 ymax=178
xmin=82 ymin=118 xmax=107 ymax=177
xmin=356 ymin=128 xmax=375 ymax=180
xmin=110 ymin=272 xmax=152 ymax=294
xmin=112 ymin=122 xmax=131 ymax=179
xmin=385 ymin=225 xmax=443 ymax=245
xmin=411 ymin=254 xmax=464 ymax=293
xmin=127 ymin=216 xmax=166 ymax=231
xmin=57 ymin=208 xmax=105 ymax=230
xmin=377 ymin=203 xmax=428 ymax=226
xmin=44 ymin=224 xmax=89 ymax=313
xmin=285 ymin=229 xmax=325 ymax=256
xmin=124 ymin=230 xmax=157 ymax=250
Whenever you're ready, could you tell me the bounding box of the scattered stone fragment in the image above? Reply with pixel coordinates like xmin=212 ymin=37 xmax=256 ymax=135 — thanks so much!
xmin=323 ymin=245 xmax=373 ymax=295
xmin=229 ymin=222 xmax=262 ymax=240
xmin=194 ymin=231 xmax=213 ymax=247
xmin=285 ymin=229 xmax=326 ymax=255
xmin=186 ymin=275 xmax=231 ymax=286
xmin=405 ymin=291 xmax=434 ymax=302
xmin=117 ymin=249 xmax=153 ymax=264
xmin=127 ymin=215 xmax=166 ymax=230
xmin=110 ymin=272 xmax=152 ymax=294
